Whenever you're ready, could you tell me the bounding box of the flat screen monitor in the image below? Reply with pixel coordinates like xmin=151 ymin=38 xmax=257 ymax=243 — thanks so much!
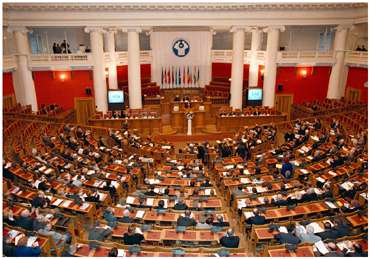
xmin=248 ymin=88 xmax=263 ymax=101
xmin=108 ymin=90 xmax=124 ymax=104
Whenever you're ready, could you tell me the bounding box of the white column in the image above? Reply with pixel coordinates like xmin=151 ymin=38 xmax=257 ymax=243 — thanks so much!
xmin=248 ymin=27 xmax=262 ymax=87
xmin=9 ymin=26 xmax=38 ymax=111
xmin=205 ymin=29 xmax=215 ymax=87
xmin=104 ymin=28 xmax=118 ymax=89
xmin=230 ymin=26 xmax=245 ymax=110
xmin=125 ymin=28 xmax=142 ymax=109
xmin=262 ymin=26 xmax=285 ymax=107
xmin=85 ymin=27 xmax=108 ymax=112
xmin=327 ymin=24 xmax=351 ymax=99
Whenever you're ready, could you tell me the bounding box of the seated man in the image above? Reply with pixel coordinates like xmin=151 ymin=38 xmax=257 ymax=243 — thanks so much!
xmin=177 ymin=210 xmax=196 ymax=227
xmin=246 ymin=208 xmax=266 ymax=225
xmin=38 ymin=223 xmax=68 ymax=249
xmin=219 ymin=228 xmax=240 ymax=248
xmin=316 ymin=222 xmax=338 ymax=240
xmin=88 ymin=220 xmax=112 ymax=242
xmin=123 ymin=225 xmax=144 ymax=245
xmin=119 ymin=209 xmax=133 ymax=223
xmin=274 ymin=225 xmax=301 ymax=245
xmin=213 ymin=215 xmax=229 ymax=227
xmin=295 ymin=224 xmax=321 ymax=244
xmin=281 ymin=158 xmax=294 ymax=179
xmin=14 ymin=236 xmax=42 ymax=257
xmin=173 ymin=199 xmax=188 ymax=210
xmin=103 ymin=207 xmax=118 ymax=228
xmin=143 ymin=186 xmax=157 ymax=196
xmin=15 ymin=210 xmax=34 ymax=231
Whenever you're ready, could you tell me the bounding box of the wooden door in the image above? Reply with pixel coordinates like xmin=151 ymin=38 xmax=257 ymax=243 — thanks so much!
xmin=275 ymin=94 xmax=293 ymax=120
xmin=345 ymin=88 xmax=361 ymax=102
xmin=74 ymin=97 xmax=95 ymax=125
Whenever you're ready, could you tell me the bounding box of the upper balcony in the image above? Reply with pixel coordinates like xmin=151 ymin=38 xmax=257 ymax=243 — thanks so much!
xmin=2 ymin=50 xmax=368 ymax=72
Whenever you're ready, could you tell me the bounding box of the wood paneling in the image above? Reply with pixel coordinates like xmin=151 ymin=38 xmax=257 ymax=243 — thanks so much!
xmin=275 ymin=94 xmax=293 ymax=120
xmin=74 ymin=97 xmax=95 ymax=125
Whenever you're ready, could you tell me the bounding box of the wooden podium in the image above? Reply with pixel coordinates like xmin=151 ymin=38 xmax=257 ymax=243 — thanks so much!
xmin=171 ymin=109 xmax=205 ymax=134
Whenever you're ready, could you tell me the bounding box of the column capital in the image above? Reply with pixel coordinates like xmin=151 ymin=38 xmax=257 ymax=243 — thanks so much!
xmin=8 ymin=26 xmax=31 ymax=34
xmin=103 ymin=27 xmax=118 ymax=34
xmin=263 ymin=25 xmax=285 ymax=33
xmin=335 ymin=23 xmax=353 ymax=32
xmin=84 ymin=26 xmax=105 ymax=34
xmin=230 ymin=26 xmax=246 ymax=33
xmin=121 ymin=27 xmax=142 ymax=33
xmin=245 ymin=26 xmax=261 ymax=32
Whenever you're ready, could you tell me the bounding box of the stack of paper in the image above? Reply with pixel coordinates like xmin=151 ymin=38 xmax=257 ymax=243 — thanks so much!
xmin=240 ymin=178 xmax=250 ymax=184
xmin=243 ymin=169 xmax=250 ymax=175
xmin=316 ymin=177 xmax=325 ymax=183
xmin=315 ymin=241 xmax=329 ymax=255
xmin=204 ymin=189 xmax=211 ymax=196
xmin=62 ymin=200 xmax=73 ymax=208
xmin=278 ymin=226 xmax=288 ymax=233
xmin=340 ymin=182 xmax=354 ymax=191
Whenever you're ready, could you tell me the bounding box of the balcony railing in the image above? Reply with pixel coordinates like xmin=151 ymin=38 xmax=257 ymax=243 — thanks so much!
xmin=30 ymin=53 xmax=93 ymax=67
xmin=3 ymin=55 xmax=17 ymax=70
xmin=276 ymin=51 xmax=334 ymax=64
xmin=211 ymin=50 xmax=265 ymax=64
xmin=345 ymin=51 xmax=368 ymax=65
xmin=104 ymin=51 xmax=152 ymax=66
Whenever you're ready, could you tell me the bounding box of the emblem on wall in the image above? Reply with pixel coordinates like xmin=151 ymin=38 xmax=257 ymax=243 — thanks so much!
xmin=172 ymin=39 xmax=190 ymax=57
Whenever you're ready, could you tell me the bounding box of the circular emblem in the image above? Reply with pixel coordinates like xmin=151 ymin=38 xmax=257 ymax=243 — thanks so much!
xmin=172 ymin=39 xmax=190 ymax=57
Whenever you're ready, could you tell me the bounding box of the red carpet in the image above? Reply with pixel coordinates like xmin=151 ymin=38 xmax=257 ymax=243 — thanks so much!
xmin=154 ymin=133 xmax=233 ymax=142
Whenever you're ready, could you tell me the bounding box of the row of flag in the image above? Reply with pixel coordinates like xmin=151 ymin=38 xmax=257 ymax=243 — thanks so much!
xmin=161 ymin=65 xmax=201 ymax=88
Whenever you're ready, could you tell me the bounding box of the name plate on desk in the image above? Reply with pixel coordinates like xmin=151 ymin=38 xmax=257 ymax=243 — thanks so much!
xmin=173 ymin=105 xmax=179 ymax=112
xmin=199 ymin=105 xmax=205 ymax=111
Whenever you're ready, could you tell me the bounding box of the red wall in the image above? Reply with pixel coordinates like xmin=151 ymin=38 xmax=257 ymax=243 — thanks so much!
xmin=33 ymin=70 xmax=94 ymax=110
xmin=275 ymin=66 xmax=331 ymax=104
xmin=3 ymin=72 xmax=15 ymax=96
xmin=212 ymin=63 xmax=232 ymax=79
xmin=117 ymin=64 xmax=151 ymax=82
xmin=346 ymin=67 xmax=368 ymax=103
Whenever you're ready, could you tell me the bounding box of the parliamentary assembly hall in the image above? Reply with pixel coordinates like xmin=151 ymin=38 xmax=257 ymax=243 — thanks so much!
xmin=1 ymin=1 xmax=369 ymax=257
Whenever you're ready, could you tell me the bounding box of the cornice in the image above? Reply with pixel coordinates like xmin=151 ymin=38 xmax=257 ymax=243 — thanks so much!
xmin=3 ymin=3 xmax=367 ymax=12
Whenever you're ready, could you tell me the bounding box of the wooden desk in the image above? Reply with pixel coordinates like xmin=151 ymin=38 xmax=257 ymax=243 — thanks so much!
xmin=267 ymin=245 xmax=314 ymax=257
xmin=346 ymin=214 xmax=368 ymax=227
xmin=216 ymin=114 xmax=287 ymax=132
xmin=88 ymin=117 xmax=161 ymax=134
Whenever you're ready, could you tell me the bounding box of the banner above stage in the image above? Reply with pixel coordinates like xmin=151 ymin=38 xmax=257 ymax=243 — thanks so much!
xmin=151 ymin=30 xmax=212 ymax=89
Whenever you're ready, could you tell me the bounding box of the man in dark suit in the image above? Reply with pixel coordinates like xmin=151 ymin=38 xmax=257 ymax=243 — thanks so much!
xmin=316 ymin=222 xmax=339 ymax=240
xmin=219 ymin=228 xmax=240 ymax=248
xmin=15 ymin=210 xmax=34 ymax=231
xmin=143 ymin=186 xmax=157 ymax=196
xmin=173 ymin=199 xmax=188 ymax=210
xmin=177 ymin=210 xmax=196 ymax=227
xmin=88 ymin=221 xmax=112 ymax=242
xmin=274 ymin=227 xmax=301 ymax=245
xmin=123 ymin=225 xmax=144 ymax=245
xmin=246 ymin=209 xmax=266 ymax=225
xmin=213 ymin=215 xmax=229 ymax=227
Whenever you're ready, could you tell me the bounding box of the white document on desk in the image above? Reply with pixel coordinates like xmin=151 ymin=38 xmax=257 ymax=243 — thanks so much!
xmin=117 ymin=249 xmax=126 ymax=257
xmin=278 ymin=226 xmax=288 ymax=233
xmin=316 ymin=177 xmax=325 ymax=183
xmin=325 ymin=201 xmax=337 ymax=209
xmin=62 ymin=200 xmax=72 ymax=208
xmin=135 ymin=210 xmax=145 ymax=218
xmin=163 ymin=199 xmax=168 ymax=208
xmin=80 ymin=203 xmax=90 ymax=210
xmin=243 ymin=169 xmax=250 ymax=175
xmin=126 ymin=196 xmax=135 ymax=204
xmin=53 ymin=199 xmax=64 ymax=206
xmin=307 ymin=222 xmax=324 ymax=233
xmin=237 ymin=200 xmax=246 ymax=209
xmin=146 ymin=198 xmax=154 ymax=206
xmin=243 ymin=211 xmax=254 ymax=219
xmin=315 ymin=240 xmax=329 ymax=255
xmin=240 ymin=178 xmax=249 ymax=184
xmin=204 ymin=189 xmax=211 ymax=196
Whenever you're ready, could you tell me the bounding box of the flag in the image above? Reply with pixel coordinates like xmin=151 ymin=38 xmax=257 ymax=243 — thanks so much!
xmin=197 ymin=66 xmax=200 ymax=85
xmin=187 ymin=66 xmax=190 ymax=84
xmin=183 ymin=66 xmax=186 ymax=85
xmin=161 ymin=67 xmax=164 ymax=86
xmin=178 ymin=66 xmax=181 ymax=87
